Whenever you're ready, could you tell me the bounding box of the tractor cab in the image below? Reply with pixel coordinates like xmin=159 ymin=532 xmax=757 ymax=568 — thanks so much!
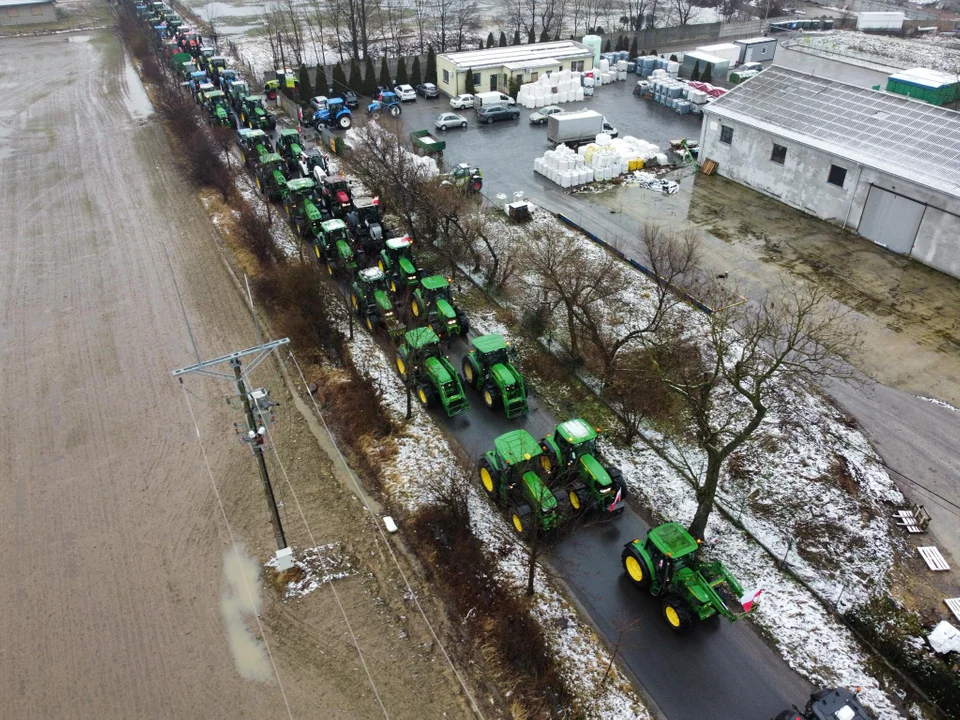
xmin=446 ymin=162 xmax=483 ymax=192
xmin=346 ymin=196 xmax=383 ymax=252
xmin=254 ymin=153 xmax=286 ymax=201
xmin=540 ymin=418 xmax=624 ymax=515
xmin=188 ymin=70 xmax=207 ymax=89
xmin=311 ymin=96 xmax=352 ymax=130
xmin=320 ymin=175 xmax=352 ymax=215
xmin=236 ymin=128 xmax=273 ymax=166
xmin=622 ymin=522 xmax=759 ymax=633
xmin=198 ymin=47 xmax=215 ymax=69
xmin=479 ymin=430 xmax=564 ymax=537
xmin=378 ymin=236 xmax=419 ymax=291
xmin=298 ymin=147 xmax=329 ymax=183
xmin=367 ymin=91 xmax=401 ymax=117
xmin=217 ymin=68 xmax=238 ymax=90
xmin=196 ymin=82 xmax=216 ymax=104
xmin=315 ymin=219 xmax=355 ymax=275
xmin=179 ymin=32 xmax=202 ymax=57
xmin=282 ymin=178 xmax=320 ymax=231
xmin=203 ymin=90 xmax=231 ymax=126
xmin=351 ymin=267 xmax=399 ymax=334
xmin=411 ymin=275 xmax=469 ymax=338
xmin=240 ymin=95 xmax=276 ymax=131
xmin=462 ymin=334 xmax=527 ymax=418
xmin=276 ymin=129 xmax=303 ymax=175
xmin=228 ymin=81 xmax=250 ymax=110
xmin=208 ymin=56 xmax=229 ymax=77
xmin=179 ymin=61 xmax=199 ymax=80
xmin=395 ymin=327 xmax=469 ymax=416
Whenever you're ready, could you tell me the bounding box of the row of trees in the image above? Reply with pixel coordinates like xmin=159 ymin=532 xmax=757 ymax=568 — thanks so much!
xmin=248 ymin=0 xmax=779 ymax=70
xmin=344 ymin=119 xmax=858 ymax=545
xmin=292 ymin=50 xmax=439 ymax=102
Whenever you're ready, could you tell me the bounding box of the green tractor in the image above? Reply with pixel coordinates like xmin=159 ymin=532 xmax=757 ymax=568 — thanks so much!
xmin=281 ymin=178 xmax=321 ymax=234
xmin=378 ymin=236 xmax=420 ymax=293
xmin=461 ymin=334 xmax=528 ymax=418
xmin=395 ymin=327 xmax=469 ymax=417
xmin=410 ymin=275 xmax=469 ymax=339
xmin=254 ymin=153 xmax=287 ymax=201
xmin=239 ymin=95 xmax=277 ymax=131
xmin=351 ymin=266 xmax=401 ymax=335
xmin=228 ymin=80 xmax=251 ymax=114
xmin=236 ymin=128 xmax=273 ymax=168
xmin=314 ymin=218 xmax=356 ymax=276
xmin=275 ymin=128 xmax=304 ymax=178
xmin=202 ymin=89 xmax=232 ymax=126
xmin=478 ymin=430 xmax=566 ymax=538
xmin=621 ymin=522 xmax=760 ymax=634
xmin=540 ymin=418 xmax=626 ymax=517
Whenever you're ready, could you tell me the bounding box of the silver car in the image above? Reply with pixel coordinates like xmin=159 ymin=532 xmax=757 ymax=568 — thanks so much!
xmin=435 ymin=113 xmax=467 ymax=130
xmin=529 ymin=105 xmax=563 ymax=125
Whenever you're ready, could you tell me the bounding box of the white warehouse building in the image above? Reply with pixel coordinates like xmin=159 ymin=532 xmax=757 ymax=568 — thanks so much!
xmin=699 ymin=67 xmax=960 ymax=279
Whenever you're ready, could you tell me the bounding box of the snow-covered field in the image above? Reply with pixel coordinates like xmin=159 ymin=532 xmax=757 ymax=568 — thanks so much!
xmin=788 ymin=31 xmax=960 ymax=72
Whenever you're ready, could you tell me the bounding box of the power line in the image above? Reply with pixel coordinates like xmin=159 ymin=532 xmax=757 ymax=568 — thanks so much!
xmin=179 ymin=385 xmax=295 ymax=720
xmin=284 ymin=349 xmax=486 ymax=720
xmin=253 ymin=388 xmax=390 ymax=720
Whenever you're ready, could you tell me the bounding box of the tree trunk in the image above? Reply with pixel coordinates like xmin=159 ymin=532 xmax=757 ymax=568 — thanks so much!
xmin=688 ymin=450 xmax=722 ymax=540
xmin=565 ymin=302 xmax=579 ymax=360
xmin=526 ymin=527 xmax=539 ymax=596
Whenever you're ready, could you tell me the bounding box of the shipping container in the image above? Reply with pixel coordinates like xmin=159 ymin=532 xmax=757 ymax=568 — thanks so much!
xmin=886 ymin=67 xmax=960 ymax=106
xmin=856 ymin=11 xmax=905 ymax=30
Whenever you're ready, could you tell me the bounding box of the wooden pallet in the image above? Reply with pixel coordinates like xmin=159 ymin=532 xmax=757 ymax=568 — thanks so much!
xmin=701 ymin=158 xmax=718 ymax=176
xmin=918 ymin=546 xmax=950 ymax=572
xmin=945 ymin=598 xmax=960 ymax=623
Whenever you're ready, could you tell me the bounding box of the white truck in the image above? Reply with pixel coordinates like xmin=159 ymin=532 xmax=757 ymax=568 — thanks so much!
xmin=546 ymin=110 xmax=618 ymax=147
xmin=472 ymin=91 xmax=516 ymax=109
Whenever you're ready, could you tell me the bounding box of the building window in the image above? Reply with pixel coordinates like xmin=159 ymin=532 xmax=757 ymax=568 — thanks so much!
xmin=827 ymin=165 xmax=847 ymax=187
xmin=531 ymin=71 xmax=538 ymax=82
xmin=770 ymin=143 xmax=787 ymax=164
xmin=574 ymin=60 xmax=585 ymax=71
xmin=719 ymin=125 xmax=734 ymax=144
xmin=7 ymin=7 xmax=19 ymax=15
xmin=442 ymin=69 xmax=449 ymax=84
xmin=472 ymin=72 xmax=480 ymax=87
xmin=32 ymin=5 xmax=44 ymax=14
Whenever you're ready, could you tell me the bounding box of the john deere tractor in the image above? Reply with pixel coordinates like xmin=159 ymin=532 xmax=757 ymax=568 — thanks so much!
xmin=621 ymin=522 xmax=758 ymax=633
xmin=236 ymin=128 xmax=273 ymax=168
xmin=314 ymin=218 xmax=356 ymax=276
xmin=275 ymin=129 xmax=304 ymax=178
xmin=378 ymin=236 xmax=419 ymax=293
xmin=254 ymin=153 xmax=287 ymax=201
xmin=203 ymin=90 xmax=232 ymax=126
xmin=351 ymin=266 xmax=401 ymax=335
xmin=540 ymin=418 xmax=626 ymax=517
xmin=282 ymin=179 xmax=321 ymax=235
xmin=395 ymin=327 xmax=469 ymax=417
xmin=478 ymin=430 xmax=566 ymax=538
xmin=228 ymin=80 xmax=251 ymax=113
xmin=410 ymin=275 xmax=469 ymax=339
xmin=462 ymin=334 xmax=528 ymax=418
xmin=239 ymin=95 xmax=277 ymax=131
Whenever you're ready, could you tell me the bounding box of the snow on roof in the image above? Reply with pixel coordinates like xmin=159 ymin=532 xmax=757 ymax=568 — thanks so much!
xmin=735 ymin=37 xmax=777 ymax=45
xmin=888 ymin=66 xmax=959 ymax=89
xmin=502 ymin=57 xmax=561 ymax=71
xmin=439 ymin=41 xmax=593 ymax=72
xmin=704 ymin=66 xmax=960 ymax=199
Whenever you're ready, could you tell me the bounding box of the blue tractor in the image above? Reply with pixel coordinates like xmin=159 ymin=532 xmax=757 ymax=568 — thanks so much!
xmin=367 ymin=90 xmax=402 ymax=117
xmin=311 ymin=96 xmax=352 ymax=130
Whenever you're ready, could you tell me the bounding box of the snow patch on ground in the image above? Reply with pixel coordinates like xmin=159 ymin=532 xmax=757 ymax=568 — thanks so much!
xmin=918 ymin=395 xmax=959 ymax=413
xmin=789 ymin=31 xmax=960 ymax=72
xmin=265 ymin=543 xmax=355 ymax=599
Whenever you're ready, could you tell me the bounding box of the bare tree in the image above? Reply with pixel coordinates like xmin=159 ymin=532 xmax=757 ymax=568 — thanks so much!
xmin=577 ymin=223 xmax=702 ymax=384
xmin=648 ymin=280 xmax=860 ymax=539
xmin=669 ymin=0 xmax=699 ymax=26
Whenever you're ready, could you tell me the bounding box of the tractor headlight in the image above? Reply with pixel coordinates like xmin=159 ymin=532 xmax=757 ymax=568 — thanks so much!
xmin=384 ymin=310 xmax=394 ymax=317
xmin=407 ymin=275 xmax=416 ymax=281
xmin=599 ymin=487 xmax=611 ymax=495
xmin=447 ymin=319 xmax=456 ymax=325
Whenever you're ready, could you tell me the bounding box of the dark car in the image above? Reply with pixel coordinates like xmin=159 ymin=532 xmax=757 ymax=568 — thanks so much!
xmin=329 ymin=88 xmax=359 ymax=108
xmin=476 ymin=103 xmax=519 ymax=124
xmin=774 ymin=688 xmax=875 ymax=720
xmin=416 ymin=82 xmax=439 ymax=98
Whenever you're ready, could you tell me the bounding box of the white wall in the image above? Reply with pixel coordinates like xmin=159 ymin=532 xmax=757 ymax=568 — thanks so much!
xmin=699 ymin=114 xmax=960 ymax=278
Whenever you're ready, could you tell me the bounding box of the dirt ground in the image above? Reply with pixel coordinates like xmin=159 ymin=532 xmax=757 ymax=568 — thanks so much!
xmin=0 ymin=30 xmax=477 ymax=719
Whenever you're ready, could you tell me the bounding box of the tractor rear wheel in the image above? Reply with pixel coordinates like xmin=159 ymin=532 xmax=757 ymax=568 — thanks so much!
xmin=661 ymin=595 xmax=693 ymax=634
xmin=478 ymin=459 xmax=497 ymax=499
xmin=621 ymin=547 xmax=651 ymax=590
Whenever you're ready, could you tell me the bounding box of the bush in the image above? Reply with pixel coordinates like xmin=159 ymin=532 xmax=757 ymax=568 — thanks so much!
xmin=235 ymin=202 xmax=278 ymax=264
xmin=184 ymin=130 xmax=233 ymax=199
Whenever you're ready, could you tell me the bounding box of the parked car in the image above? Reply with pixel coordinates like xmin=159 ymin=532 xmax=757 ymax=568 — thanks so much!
xmin=449 ymin=93 xmax=474 ymax=110
xmin=396 ymin=84 xmax=417 ymax=101
xmin=529 ymin=105 xmax=563 ymax=125
xmin=309 ymin=95 xmax=329 ymax=112
xmin=477 ymin=103 xmax=519 ymax=124
xmin=331 ymin=89 xmax=359 ymax=108
xmin=435 ymin=112 xmax=467 ymax=130
xmin=416 ymin=82 xmax=439 ymax=98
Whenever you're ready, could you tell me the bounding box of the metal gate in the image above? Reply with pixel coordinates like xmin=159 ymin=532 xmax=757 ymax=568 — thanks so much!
xmin=857 ymin=186 xmax=926 ymax=254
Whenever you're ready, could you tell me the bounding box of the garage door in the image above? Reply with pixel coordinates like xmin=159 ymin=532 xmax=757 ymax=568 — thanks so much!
xmin=857 ymin=186 xmax=926 ymax=254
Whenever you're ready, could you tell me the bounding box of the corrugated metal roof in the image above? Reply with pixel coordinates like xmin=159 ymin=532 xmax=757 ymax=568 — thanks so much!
xmin=439 ymin=41 xmax=592 ymax=72
xmin=704 ymin=66 xmax=960 ymax=199
xmin=0 ymin=0 xmax=55 ymax=6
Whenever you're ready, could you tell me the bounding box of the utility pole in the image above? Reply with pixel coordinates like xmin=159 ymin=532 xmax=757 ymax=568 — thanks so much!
xmin=173 ymin=338 xmax=294 ymax=567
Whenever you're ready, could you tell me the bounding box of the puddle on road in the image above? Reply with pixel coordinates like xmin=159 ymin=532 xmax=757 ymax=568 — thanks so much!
xmin=121 ymin=49 xmax=153 ymax=120
xmin=66 ymin=35 xmax=92 ymax=43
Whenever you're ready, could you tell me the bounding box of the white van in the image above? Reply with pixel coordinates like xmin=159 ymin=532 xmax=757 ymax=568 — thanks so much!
xmin=472 ymin=91 xmax=515 ymax=109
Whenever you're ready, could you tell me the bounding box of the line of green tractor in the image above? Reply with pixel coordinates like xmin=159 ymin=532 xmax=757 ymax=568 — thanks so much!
xmin=132 ymin=0 xmax=762 ymax=637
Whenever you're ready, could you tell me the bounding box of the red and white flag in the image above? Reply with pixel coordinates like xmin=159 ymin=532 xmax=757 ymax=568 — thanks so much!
xmin=608 ymin=487 xmax=622 ymax=512
xmin=739 ymin=587 xmax=764 ymax=612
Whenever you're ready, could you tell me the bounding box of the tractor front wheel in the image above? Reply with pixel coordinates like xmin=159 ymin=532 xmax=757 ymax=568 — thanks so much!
xmin=482 ymin=387 xmax=499 ymax=410
xmin=350 ymin=292 xmax=359 ymax=310
xmin=478 ymin=459 xmax=497 ymax=499
xmin=509 ymin=505 xmax=531 ymax=538
xmin=416 ymin=383 xmax=436 ymax=408
xmin=568 ymin=488 xmax=584 ymax=513
xmin=661 ymin=595 xmax=693 ymax=634
xmin=365 ymin=315 xmax=375 ymax=332
xmin=396 ymin=355 xmax=408 ymax=379
xmin=461 ymin=358 xmax=476 ymax=387
xmin=621 ymin=547 xmax=651 ymax=590
xmin=411 ymin=298 xmax=421 ymax=317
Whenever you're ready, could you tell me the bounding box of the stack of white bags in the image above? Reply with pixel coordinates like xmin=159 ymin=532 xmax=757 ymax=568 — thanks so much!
xmin=517 ymin=69 xmax=586 ymax=109
xmin=533 ymin=134 xmax=666 ymax=187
